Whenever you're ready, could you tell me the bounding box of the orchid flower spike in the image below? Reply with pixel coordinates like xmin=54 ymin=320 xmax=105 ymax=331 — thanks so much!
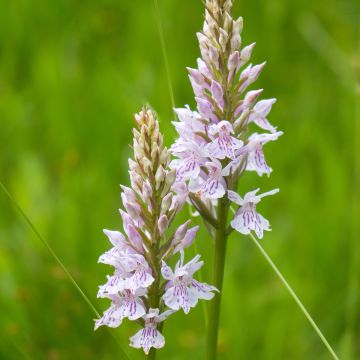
xmin=96 ymin=107 xmax=216 ymax=354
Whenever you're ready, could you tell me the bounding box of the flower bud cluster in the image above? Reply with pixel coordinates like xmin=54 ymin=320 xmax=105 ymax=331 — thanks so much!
xmin=171 ymin=0 xmax=282 ymax=238
xmin=96 ymin=107 xmax=217 ymax=354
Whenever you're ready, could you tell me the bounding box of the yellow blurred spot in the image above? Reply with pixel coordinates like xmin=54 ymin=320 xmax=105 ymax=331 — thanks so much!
xmin=5 ymin=322 xmax=19 ymax=336
xmin=217 ymin=328 xmax=228 ymax=354
xmin=178 ymin=329 xmax=198 ymax=350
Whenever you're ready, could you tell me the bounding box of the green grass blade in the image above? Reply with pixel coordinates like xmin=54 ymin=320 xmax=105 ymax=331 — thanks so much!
xmin=154 ymin=0 xmax=176 ymax=111
xmin=0 ymin=181 xmax=130 ymax=360
xmin=248 ymin=232 xmax=340 ymax=360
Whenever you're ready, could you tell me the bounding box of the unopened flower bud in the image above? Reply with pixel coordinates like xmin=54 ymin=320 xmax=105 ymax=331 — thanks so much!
xmin=223 ymin=12 xmax=232 ymax=32
xmin=121 ymin=186 xmax=137 ymax=203
xmin=158 ymin=215 xmax=169 ymax=236
xmin=159 ymin=148 xmax=170 ymax=166
xmin=196 ymin=97 xmax=213 ymax=119
xmin=151 ymin=143 xmax=159 ymax=163
xmin=142 ymin=157 xmax=153 ymax=175
xmin=228 ymin=51 xmax=240 ymax=74
xmin=187 ymin=67 xmax=206 ymax=86
xmin=239 ymin=43 xmax=256 ymax=68
xmin=173 ymin=220 xmax=191 ymax=242
xmin=129 ymin=170 xmax=143 ymax=192
xmin=211 ymin=80 xmax=224 ymax=108
xmin=173 ymin=226 xmax=199 ymax=254
xmin=231 ymin=32 xmax=241 ymax=51
xmin=127 ymin=224 xmax=144 ymax=251
xmin=224 ymin=0 xmax=233 ymax=12
xmin=125 ymin=201 xmax=141 ymax=220
xmin=119 ymin=209 xmax=133 ymax=231
xmin=219 ymin=29 xmax=228 ymax=52
xmin=233 ymin=16 xmax=243 ymax=34
xmin=164 ymin=169 xmax=176 ymax=190
xmin=142 ymin=181 xmax=152 ymax=202
xmin=155 ymin=166 xmax=166 ymax=190
xmin=234 ymin=89 xmax=264 ymax=117
xmin=208 ymin=45 xmax=219 ymax=69
xmin=161 ymin=193 xmax=173 ymax=214
xmin=128 ymin=159 xmax=139 ymax=172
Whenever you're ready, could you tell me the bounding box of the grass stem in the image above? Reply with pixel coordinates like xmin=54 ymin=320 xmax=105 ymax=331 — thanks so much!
xmin=248 ymin=233 xmax=340 ymax=360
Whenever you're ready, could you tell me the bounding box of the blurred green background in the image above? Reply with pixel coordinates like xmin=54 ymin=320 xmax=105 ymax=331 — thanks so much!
xmin=0 ymin=0 xmax=359 ymax=359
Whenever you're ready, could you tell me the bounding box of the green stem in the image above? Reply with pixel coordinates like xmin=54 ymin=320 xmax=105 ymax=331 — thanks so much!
xmin=248 ymin=233 xmax=340 ymax=360
xmin=206 ymin=197 xmax=229 ymax=360
xmin=148 ymin=347 xmax=157 ymax=360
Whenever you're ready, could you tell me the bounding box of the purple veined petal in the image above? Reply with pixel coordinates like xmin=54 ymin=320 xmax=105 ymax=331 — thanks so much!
xmin=126 ymin=271 xmax=154 ymax=292
xmin=161 ymin=260 xmax=175 ymax=281
xmin=252 ymin=116 xmax=277 ymax=134
xmin=98 ymin=271 xmax=126 ymax=297
xmin=94 ymin=302 xmax=124 ymax=330
xmin=163 ymin=284 xmax=193 ymax=314
xmin=241 ymin=187 xmax=279 ymax=205
xmin=98 ymin=247 xmax=123 ymax=267
xmin=242 ymin=188 xmax=261 ymax=202
xmin=230 ymin=209 xmax=252 ymax=235
xmin=248 ymin=98 xmax=277 ymax=133
xmin=120 ymin=291 xmax=146 ymax=320
xmin=245 ymin=131 xmax=283 ymax=151
xmin=186 ymin=258 xmax=204 ymax=276
xmin=170 ymin=154 xmax=202 ymax=181
xmin=190 ymin=279 xmax=219 ymax=300
xmin=207 ymin=120 xmax=243 ymax=160
xmin=231 ymin=205 xmax=271 ymax=239
xmin=246 ymin=144 xmax=272 ymax=176
xmin=227 ymin=190 xmax=245 ymax=206
xmin=162 ymin=253 xmax=218 ymax=314
xmin=258 ymin=188 xmax=280 ymax=199
xmin=157 ymin=309 xmax=176 ymax=322
xmin=129 ymin=326 xmax=165 ymax=355
xmin=201 ymin=176 xmax=226 ymax=199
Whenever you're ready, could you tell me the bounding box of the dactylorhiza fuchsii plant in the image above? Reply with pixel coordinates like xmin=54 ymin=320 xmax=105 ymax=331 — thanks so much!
xmin=170 ymin=0 xmax=282 ymax=358
xmin=95 ymin=108 xmax=218 ymax=355
xmin=93 ymin=1 xmax=340 ymax=359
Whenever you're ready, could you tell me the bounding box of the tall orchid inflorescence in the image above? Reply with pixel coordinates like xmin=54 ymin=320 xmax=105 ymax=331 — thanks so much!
xmin=169 ymin=0 xmax=282 ymax=357
xmin=95 ymin=108 xmax=217 ymax=355
xmin=171 ymin=0 xmax=282 ymax=238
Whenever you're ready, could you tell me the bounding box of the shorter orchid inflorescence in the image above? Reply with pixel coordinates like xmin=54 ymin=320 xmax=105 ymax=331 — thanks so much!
xmin=95 ymin=108 xmax=217 ymax=354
